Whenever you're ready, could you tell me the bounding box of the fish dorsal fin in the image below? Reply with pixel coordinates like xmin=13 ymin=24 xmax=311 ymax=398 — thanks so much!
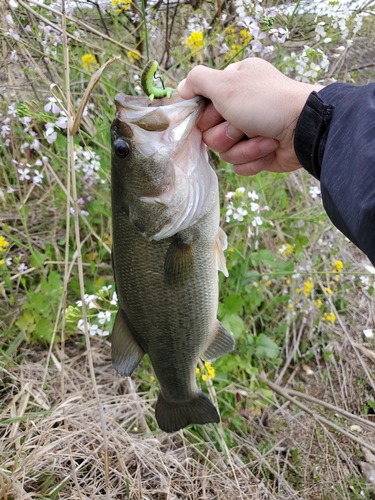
xmin=164 ymin=238 xmax=194 ymax=285
xmin=215 ymin=227 xmax=228 ymax=277
xmin=202 ymin=321 xmax=234 ymax=362
xmin=112 ymin=309 xmax=145 ymax=376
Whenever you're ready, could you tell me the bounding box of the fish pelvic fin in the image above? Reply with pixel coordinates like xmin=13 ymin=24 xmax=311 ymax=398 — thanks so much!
xmin=155 ymin=391 xmax=220 ymax=433
xmin=215 ymin=227 xmax=228 ymax=277
xmin=111 ymin=309 xmax=145 ymax=376
xmin=202 ymin=321 xmax=234 ymax=362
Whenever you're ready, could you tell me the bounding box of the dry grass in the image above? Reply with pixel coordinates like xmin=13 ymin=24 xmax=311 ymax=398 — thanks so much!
xmin=2 ymin=326 xmax=375 ymax=499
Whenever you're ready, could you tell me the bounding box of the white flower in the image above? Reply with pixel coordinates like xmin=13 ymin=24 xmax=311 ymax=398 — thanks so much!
xmin=55 ymin=115 xmax=67 ymax=129
xmin=250 ymin=202 xmax=259 ymax=212
xmin=225 ymin=191 xmax=235 ymax=200
xmin=6 ymin=257 xmax=12 ymax=266
xmin=9 ymin=50 xmax=18 ymax=62
xmin=309 ymin=186 xmax=321 ymax=199
xmin=233 ymin=207 xmax=248 ymax=222
xmin=252 ymin=216 xmax=263 ymax=226
xmin=363 ymin=329 xmax=374 ymax=339
xmin=32 ymin=169 xmax=44 ymax=185
xmin=44 ymin=123 xmax=57 ymax=144
xmin=18 ymin=167 xmax=30 ymax=181
xmin=76 ymin=294 xmax=100 ymax=309
xmin=101 ymin=285 xmax=112 ymax=292
xmin=110 ymin=291 xmax=118 ymax=305
xmin=5 ymin=28 xmax=20 ymax=40
xmin=1 ymin=125 xmax=11 ymax=138
xmin=17 ymin=262 xmax=28 ymax=273
xmin=44 ymin=97 xmax=61 ymax=114
xmin=77 ymin=319 xmax=85 ymax=332
xmin=98 ymin=310 xmax=112 ymax=324
xmin=248 ymin=190 xmax=259 ymax=200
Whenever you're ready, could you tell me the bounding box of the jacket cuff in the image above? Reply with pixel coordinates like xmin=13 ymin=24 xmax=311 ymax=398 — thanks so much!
xmin=294 ymin=91 xmax=334 ymax=180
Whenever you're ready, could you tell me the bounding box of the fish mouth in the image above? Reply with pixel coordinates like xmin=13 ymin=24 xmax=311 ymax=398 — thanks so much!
xmin=114 ymin=93 xmax=207 ymax=155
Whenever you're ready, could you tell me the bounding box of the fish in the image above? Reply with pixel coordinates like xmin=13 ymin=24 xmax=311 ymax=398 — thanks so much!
xmin=110 ymin=92 xmax=234 ymax=433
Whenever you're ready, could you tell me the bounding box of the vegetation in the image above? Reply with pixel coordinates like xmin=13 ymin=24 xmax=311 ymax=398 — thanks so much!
xmin=1 ymin=0 xmax=375 ymax=497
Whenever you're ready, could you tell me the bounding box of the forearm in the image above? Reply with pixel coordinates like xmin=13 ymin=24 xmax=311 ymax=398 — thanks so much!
xmin=294 ymin=83 xmax=375 ymax=264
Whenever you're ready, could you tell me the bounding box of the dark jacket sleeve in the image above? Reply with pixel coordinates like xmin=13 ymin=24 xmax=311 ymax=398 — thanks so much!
xmin=294 ymin=83 xmax=375 ymax=265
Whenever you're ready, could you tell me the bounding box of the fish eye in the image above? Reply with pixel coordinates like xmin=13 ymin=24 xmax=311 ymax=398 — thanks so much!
xmin=114 ymin=138 xmax=130 ymax=159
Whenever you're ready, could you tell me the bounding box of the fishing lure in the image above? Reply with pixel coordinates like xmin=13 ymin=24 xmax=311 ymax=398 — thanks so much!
xmin=141 ymin=60 xmax=174 ymax=101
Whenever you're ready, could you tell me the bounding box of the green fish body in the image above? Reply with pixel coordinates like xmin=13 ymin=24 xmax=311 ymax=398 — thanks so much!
xmin=110 ymin=93 xmax=234 ymax=432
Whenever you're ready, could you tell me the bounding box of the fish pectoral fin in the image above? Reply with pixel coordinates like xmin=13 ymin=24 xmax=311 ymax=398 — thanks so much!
xmin=202 ymin=321 xmax=234 ymax=362
xmin=111 ymin=310 xmax=145 ymax=376
xmin=215 ymin=227 xmax=228 ymax=277
xmin=164 ymin=238 xmax=194 ymax=285
xmin=155 ymin=391 xmax=220 ymax=433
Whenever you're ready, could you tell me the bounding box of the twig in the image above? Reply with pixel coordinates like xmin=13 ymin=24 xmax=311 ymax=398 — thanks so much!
xmin=260 ymin=375 xmax=375 ymax=454
xmin=26 ymin=0 xmax=145 ymax=62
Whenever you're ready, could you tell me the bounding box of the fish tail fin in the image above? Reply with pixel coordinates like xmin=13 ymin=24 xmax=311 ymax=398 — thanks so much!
xmin=155 ymin=391 xmax=220 ymax=433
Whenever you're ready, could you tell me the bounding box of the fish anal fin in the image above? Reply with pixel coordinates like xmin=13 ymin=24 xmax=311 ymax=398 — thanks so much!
xmin=164 ymin=238 xmax=194 ymax=285
xmin=202 ymin=321 xmax=234 ymax=362
xmin=111 ymin=309 xmax=145 ymax=376
xmin=215 ymin=227 xmax=228 ymax=277
xmin=155 ymin=391 xmax=220 ymax=433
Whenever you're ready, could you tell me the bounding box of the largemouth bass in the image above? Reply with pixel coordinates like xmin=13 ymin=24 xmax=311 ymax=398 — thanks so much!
xmin=110 ymin=93 xmax=234 ymax=433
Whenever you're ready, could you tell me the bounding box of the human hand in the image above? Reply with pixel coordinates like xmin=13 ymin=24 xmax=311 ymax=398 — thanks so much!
xmin=178 ymin=58 xmax=322 ymax=176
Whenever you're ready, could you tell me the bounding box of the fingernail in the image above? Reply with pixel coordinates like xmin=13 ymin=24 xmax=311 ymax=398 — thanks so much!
xmin=259 ymin=137 xmax=277 ymax=154
xmin=226 ymin=124 xmax=243 ymax=141
xmin=177 ymin=79 xmax=186 ymax=95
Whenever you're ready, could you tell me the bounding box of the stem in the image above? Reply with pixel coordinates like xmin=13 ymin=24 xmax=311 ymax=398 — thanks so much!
xmin=140 ymin=0 xmax=149 ymax=60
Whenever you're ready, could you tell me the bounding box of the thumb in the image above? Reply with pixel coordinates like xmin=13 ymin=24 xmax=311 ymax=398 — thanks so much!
xmin=177 ymin=66 xmax=220 ymax=100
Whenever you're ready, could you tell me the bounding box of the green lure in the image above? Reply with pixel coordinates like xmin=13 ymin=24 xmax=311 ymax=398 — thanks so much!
xmin=141 ymin=60 xmax=174 ymax=101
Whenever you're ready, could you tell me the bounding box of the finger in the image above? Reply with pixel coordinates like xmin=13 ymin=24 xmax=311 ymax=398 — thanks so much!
xmin=177 ymin=66 xmax=220 ymax=100
xmin=232 ymin=152 xmax=277 ymax=176
xmin=202 ymin=121 xmax=244 ymax=153
xmin=220 ymin=137 xmax=278 ymax=165
xmin=196 ymin=102 xmax=223 ymax=131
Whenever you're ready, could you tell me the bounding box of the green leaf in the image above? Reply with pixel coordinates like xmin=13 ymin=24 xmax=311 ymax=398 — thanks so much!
xmin=223 ymin=294 xmax=243 ymax=315
xmin=221 ymin=313 xmax=245 ymax=340
xmin=30 ymin=249 xmax=47 ymax=268
xmin=250 ymin=249 xmax=280 ymax=269
xmin=255 ymin=334 xmax=279 ymax=359
xmin=16 ymin=311 xmax=35 ymax=330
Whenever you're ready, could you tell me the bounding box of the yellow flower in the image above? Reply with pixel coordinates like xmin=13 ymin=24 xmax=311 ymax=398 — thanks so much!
xmin=196 ymin=367 xmax=200 ymax=375
xmin=186 ymin=31 xmax=204 ymax=54
xmin=82 ymin=54 xmax=98 ymax=72
xmin=324 ymin=287 xmax=333 ymax=295
xmin=202 ymin=374 xmax=208 ymax=382
xmin=229 ymin=44 xmax=242 ymax=58
xmin=280 ymin=243 xmax=294 ymax=256
xmin=149 ymin=375 xmax=155 ymax=382
xmin=314 ymin=299 xmax=322 ymax=308
xmin=127 ymin=49 xmax=141 ymax=62
xmin=204 ymin=361 xmax=215 ymax=379
xmin=112 ymin=0 xmax=132 ymax=9
xmin=332 ymin=260 xmax=344 ymax=272
xmin=240 ymin=29 xmax=252 ymax=45
xmin=303 ymin=278 xmax=313 ymax=296
xmin=322 ymin=312 xmax=336 ymax=324
xmin=0 ymin=259 xmax=4 ymax=265
xmin=0 ymin=236 xmax=9 ymax=253
xmin=288 ymin=303 xmax=294 ymax=310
